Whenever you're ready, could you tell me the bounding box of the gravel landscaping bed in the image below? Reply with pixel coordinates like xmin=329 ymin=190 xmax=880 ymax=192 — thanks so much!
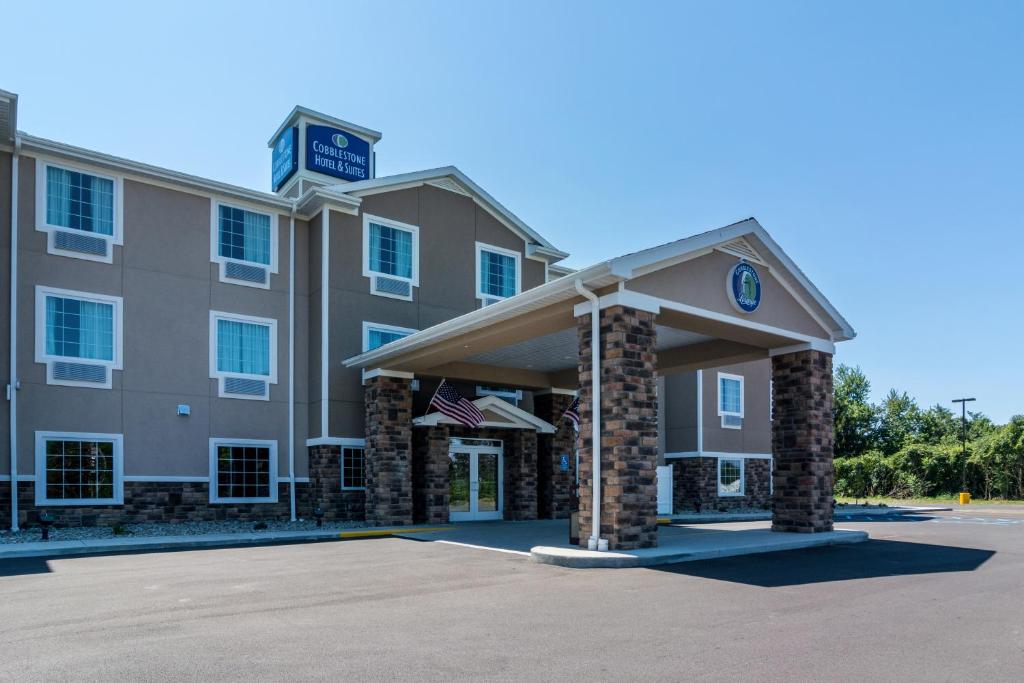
xmin=0 ymin=519 xmax=366 ymax=544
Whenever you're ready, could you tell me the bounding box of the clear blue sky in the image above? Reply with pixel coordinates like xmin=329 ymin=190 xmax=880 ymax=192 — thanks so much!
xmin=3 ymin=1 xmax=1021 ymax=421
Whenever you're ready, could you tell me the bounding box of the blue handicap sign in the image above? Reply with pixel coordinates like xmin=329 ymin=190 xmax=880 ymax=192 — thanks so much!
xmin=560 ymin=454 xmax=570 ymax=472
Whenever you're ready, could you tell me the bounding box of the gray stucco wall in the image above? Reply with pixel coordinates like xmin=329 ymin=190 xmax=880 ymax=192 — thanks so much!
xmin=14 ymin=156 xmax=306 ymax=478
xmin=0 ymin=150 xmax=10 ymax=474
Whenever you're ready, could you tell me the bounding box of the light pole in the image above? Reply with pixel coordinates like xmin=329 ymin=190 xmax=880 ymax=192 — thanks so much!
xmin=952 ymin=397 xmax=976 ymax=493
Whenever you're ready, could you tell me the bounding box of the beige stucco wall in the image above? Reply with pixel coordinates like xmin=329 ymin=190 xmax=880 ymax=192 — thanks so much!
xmin=13 ymin=155 xmax=307 ymax=478
xmin=317 ymin=184 xmax=547 ymax=439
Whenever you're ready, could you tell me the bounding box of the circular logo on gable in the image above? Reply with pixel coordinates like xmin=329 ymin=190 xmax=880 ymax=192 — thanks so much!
xmin=727 ymin=262 xmax=761 ymax=313
xmin=331 ymin=132 xmax=350 ymax=149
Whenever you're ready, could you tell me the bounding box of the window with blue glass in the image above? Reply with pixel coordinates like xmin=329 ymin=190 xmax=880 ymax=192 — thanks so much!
xmin=45 ymin=296 xmax=115 ymax=361
xmin=216 ymin=319 xmax=271 ymax=377
xmin=45 ymin=165 xmax=115 ymax=236
xmin=364 ymin=323 xmax=415 ymax=352
xmin=368 ymin=222 xmax=414 ymax=279
xmin=218 ymin=205 xmax=271 ymax=266
xmin=477 ymin=244 xmax=519 ymax=300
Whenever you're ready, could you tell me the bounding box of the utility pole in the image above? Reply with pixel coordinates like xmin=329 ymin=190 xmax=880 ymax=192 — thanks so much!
xmin=952 ymin=397 xmax=976 ymax=492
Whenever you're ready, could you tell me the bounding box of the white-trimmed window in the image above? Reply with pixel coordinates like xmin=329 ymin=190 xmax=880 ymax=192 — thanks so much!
xmin=718 ymin=457 xmax=744 ymax=496
xmin=718 ymin=372 xmax=744 ymax=429
xmin=342 ymin=445 xmax=366 ymax=490
xmin=35 ymin=432 xmax=124 ymax=505
xmin=35 ymin=286 xmax=123 ymax=389
xmin=209 ymin=439 xmax=278 ymax=503
xmin=363 ymin=214 xmax=419 ymax=300
xmin=362 ymin=322 xmax=417 ymax=352
xmin=475 ymin=242 xmax=521 ymax=305
xmin=35 ymin=160 xmax=123 ymax=263
xmin=209 ymin=311 xmax=277 ymax=400
xmin=210 ymin=201 xmax=279 ymax=288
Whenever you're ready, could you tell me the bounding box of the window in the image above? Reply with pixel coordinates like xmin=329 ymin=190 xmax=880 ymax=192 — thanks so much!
xmin=362 ymin=322 xmax=417 ymax=352
xmin=35 ymin=161 xmax=122 ymax=262
xmin=35 ymin=286 xmax=123 ymax=388
xmin=475 ymin=242 xmax=521 ymax=303
xmin=211 ymin=201 xmax=278 ymax=288
xmin=362 ymin=214 xmax=419 ymax=299
xmin=35 ymin=432 xmax=123 ymax=505
xmin=342 ymin=447 xmax=366 ymax=490
xmin=209 ymin=439 xmax=278 ymax=503
xmin=476 ymin=385 xmax=523 ymax=406
xmin=718 ymin=457 xmax=744 ymax=496
xmin=210 ymin=311 xmax=277 ymax=400
xmin=718 ymin=372 xmax=744 ymax=429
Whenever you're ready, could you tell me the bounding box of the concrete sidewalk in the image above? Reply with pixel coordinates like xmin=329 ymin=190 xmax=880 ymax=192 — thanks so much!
xmin=0 ymin=525 xmax=450 ymax=560
xmin=666 ymin=505 xmax=951 ymax=524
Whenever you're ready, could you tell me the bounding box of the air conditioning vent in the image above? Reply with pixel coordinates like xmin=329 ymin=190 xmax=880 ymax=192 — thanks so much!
xmin=224 ymin=260 xmax=268 ymax=285
xmin=480 ymin=296 xmax=502 ymax=307
xmin=52 ymin=361 xmax=107 ymax=383
xmin=54 ymin=230 xmax=109 ymax=257
xmin=722 ymin=415 xmax=743 ymax=429
xmin=718 ymin=237 xmax=763 ymax=263
xmin=224 ymin=376 xmax=267 ymax=397
xmin=371 ymin=275 xmax=412 ymax=299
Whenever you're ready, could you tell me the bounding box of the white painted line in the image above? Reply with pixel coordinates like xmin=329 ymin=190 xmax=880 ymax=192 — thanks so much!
xmin=434 ymin=540 xmax=531 ymax=557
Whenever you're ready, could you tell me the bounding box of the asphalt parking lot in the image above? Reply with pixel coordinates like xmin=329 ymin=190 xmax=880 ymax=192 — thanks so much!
xmin=1 ymin=510 xmax=1022 ymax=682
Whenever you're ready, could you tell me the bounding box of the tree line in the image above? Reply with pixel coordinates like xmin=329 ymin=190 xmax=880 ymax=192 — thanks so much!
xmin=833 ymin=365 xmax=1024 ymax=500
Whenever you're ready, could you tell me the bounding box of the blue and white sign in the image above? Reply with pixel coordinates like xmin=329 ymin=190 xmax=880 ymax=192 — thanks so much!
xmin=560 ymin=454 xmax=570 ymax=472
xmin=727 ymin=262 xmax=762 ymax=313
xmin=271 ymin=126 xmax=298 ymax=191
xmin=305 ymin=124 xmax=370 ymax=182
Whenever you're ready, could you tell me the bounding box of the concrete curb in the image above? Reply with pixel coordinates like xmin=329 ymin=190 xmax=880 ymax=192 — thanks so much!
xmin=0 ymin=525 xmax=452 ymax=560
xmin=666 ymin=505 xmax=952 ymax=525
xmin=529 ymin=529 xmax=870 ymax=569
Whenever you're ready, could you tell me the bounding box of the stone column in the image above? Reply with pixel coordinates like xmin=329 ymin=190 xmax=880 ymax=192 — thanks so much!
xmin=413 ymin=426 xmax=450 ymax=524
xmin=771 ymin=349 xmax=835 ymax=533
xmin=577 ymin=305 xmax=659 ymax=550
xmin=534 ymin=391 xmax=577 ymax=519
xmin=504 ymin=430 xmax=538 ymax=521
xmin=364 ymin=373 xmax=414 ymax=526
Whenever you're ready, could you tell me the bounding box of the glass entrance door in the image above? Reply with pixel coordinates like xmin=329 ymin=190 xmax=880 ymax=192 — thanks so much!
xmin=448 ymin=442 xmax=503 ymax=521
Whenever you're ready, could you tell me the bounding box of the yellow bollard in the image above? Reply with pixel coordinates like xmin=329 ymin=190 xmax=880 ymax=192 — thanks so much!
xmin=959 ymin=492 xmax=971 ymax=505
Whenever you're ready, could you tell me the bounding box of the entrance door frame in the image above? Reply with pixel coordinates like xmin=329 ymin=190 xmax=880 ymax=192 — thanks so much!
xmin=448 ymin=439 xmax=504 ymax=522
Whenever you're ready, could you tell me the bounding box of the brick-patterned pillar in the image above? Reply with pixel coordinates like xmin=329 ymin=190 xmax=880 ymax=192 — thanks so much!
xmin=414 ymin=426 xmax=450 ymax=524
xmin=504 ymin=430 xmax=538 ymax=520
xmin=308 ymin=444 xmax=341 ymax=518
xmin=577 ymin=305 xmax=659 ymax=550
xmin=771 ymin=349 xmax=834 ymax=533
xmin=534 ymin=391 xmax=577 ymax=519
xmin=364 ymin=374 xmax=414 ymax=526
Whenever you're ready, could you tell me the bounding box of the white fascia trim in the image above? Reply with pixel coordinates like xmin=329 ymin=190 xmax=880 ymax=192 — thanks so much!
xmin=362 ymin=212 xmax=421 ymax=289
xmin=362 ymin=321 xmax=418 ymax=353
xmin=34 ymin=431 xmax=125 ymax=506
xmin=571 ymin=289 xmax=662 ymax=317
xmin=664 ymin=451 xmax=773 ymax=460
xmin=533 ymin=388 xmax=578 ymax=397
xmin=362 ymin=368 xmax=415 ymax=384
xmin=209 ymin=198 xmax=281 ymax=288
xmin=475 ymin=241 xmax=522 ymax=302
xmin=306 ymin=436 xmax=367 ymax=447
xmin=34 ymin=285 xmax=124 ymax=389
xmin=209 ymin=310 xmax=279 ymax=399
xmin=717 ymin=372 xmax=745 ymax=418
xmin=769 ymin=340 xmax=836 ymax=356
xmin=21 ymin=134 xmax=294 ymax=215
xmin=332 ymin=166 xmax=566 ymax=257
xmin=208 ymin=438 xmax=279 ymax=504
xmin=34 ymin=157 xmax=123 ymax=263
xmin=266 ymin=105 xmax=383 ymax=147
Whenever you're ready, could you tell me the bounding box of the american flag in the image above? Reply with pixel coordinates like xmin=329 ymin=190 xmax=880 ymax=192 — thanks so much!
xmin=430 ymin=379 xmax=486 ymax=428
xmin=563 ymin=396 xmax=580 ymax=430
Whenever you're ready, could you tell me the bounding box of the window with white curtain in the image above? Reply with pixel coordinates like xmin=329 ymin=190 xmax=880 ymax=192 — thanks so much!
xmin=718 ymin=372 xmax=744 ymax=429
xmin=475 ymin=242 xmax=521 ymax=302
xmin=209 ymin=311 xmax=278 ymax=399
xmin=44 ymin=165 xmax=115 ymax=236
xmin=218 ymin=205 xmax=271 ymax=266
xmin=35 ymin=286 xmax=123 ymax=388
xmin=362 ymin=214 xmax=420 ymax=294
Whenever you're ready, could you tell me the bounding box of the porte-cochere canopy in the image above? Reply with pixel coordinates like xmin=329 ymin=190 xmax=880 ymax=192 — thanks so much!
xmin=348 ymin=219 xmax=853 ymax=551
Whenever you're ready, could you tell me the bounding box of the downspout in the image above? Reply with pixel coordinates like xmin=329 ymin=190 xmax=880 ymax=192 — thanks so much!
xmin=574 ymin=279 xmax=605 ymax=551
xmin=288 ymin=208 xmax=296 ymax=522
xmin=8 ymin=134 xmax=19 ymax=531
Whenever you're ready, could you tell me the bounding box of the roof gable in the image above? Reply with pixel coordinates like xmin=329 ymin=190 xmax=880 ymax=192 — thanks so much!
xmin=413 ymin=395 xmax=556 ymax=433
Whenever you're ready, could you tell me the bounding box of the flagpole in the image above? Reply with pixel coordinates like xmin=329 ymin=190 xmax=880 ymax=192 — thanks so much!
xmin=422 ymin=377 xmax=446 ymax=419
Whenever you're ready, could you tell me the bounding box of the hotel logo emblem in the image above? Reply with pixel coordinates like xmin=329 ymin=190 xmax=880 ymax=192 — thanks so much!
xmin=331 ymin=132 xmax=350 ymax=149
xmin=728 ymin=262 xmax=761 ymax=313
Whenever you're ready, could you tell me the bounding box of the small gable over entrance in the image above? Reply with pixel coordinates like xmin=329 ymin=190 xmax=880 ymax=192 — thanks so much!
xmin=413 ymin=395 xmax=556 ymax=433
